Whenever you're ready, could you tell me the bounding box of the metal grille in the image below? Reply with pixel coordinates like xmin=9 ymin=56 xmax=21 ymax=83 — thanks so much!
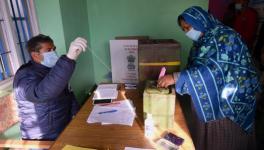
xmin=0 ymin=38 xmax=12 ymax=80
xmin=8 ymin=0 xmax=32 ymax=63
xmin=0 ymin=0 xmax=33 ymax=81
xmin=0 ymin=10 xmax=12 ymax=80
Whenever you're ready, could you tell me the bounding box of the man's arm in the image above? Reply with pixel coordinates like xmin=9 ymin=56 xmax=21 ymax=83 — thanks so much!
xmin=70 ymin=93 xmax=80 ymax=116
xmin=15 ymin=37 xmax=87 ymax=103
xmin=17 ymin=55 xmax=75 ymax=102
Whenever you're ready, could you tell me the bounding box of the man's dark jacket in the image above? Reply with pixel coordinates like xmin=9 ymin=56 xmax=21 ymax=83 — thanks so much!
xmin=13 ymin=55 xmax=80 ymax=140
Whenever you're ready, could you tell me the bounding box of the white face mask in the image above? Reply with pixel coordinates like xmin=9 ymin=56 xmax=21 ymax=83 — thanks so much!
xmin=41 ymin=51 xmax=59 ymax=68
xmin=185 ymin=28 xmax=202 ymax=41
xmin=235 ymin=3 xmax=242 ymax=10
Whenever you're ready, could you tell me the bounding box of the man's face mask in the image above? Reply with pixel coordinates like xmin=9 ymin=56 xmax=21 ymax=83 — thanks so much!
xmin=185 ymin=28 xmax=202 ymax=41
xmin=41 ymin=50 xmax=59 ymax=68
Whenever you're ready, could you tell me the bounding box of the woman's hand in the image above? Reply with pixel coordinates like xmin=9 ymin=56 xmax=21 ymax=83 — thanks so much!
xmin=157 ymin=74 xmax=175 ymax=88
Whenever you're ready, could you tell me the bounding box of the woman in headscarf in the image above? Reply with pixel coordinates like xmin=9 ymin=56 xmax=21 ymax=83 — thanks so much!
xmin=158 ymin=6 xmax=260 ymax=150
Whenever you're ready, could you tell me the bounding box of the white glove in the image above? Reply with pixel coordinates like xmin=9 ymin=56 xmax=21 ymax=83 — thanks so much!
xmin=67 ymin=37 xmax=87 ymax=60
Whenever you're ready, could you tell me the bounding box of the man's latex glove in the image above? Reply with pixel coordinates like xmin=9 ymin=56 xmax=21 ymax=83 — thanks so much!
xmin=67 ymin=37 xmax=87 ymax=60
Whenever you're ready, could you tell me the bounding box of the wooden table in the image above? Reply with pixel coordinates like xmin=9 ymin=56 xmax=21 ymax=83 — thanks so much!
xmin=50 ymin=88 xmax=194 ymax=150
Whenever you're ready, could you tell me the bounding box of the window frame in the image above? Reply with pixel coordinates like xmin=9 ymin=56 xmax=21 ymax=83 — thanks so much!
xmin=0 ymin=0 xmax=39 ymax=88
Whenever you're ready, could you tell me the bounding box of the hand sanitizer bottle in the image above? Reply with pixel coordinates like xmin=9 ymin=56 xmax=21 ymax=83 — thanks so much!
xmin=145 ymin=113 xmax=154 ymax=138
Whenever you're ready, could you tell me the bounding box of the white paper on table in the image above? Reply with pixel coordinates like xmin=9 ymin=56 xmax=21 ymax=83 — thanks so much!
xmin=97 ymin=109 xmax=135 ymax=126
xmin=92 ymin=89 xmax=118 ymax=100
xmin=101 ymin=122 xmax=112 ymax=125
xmin=93 ymin=84 xmax=118 ymax=100
xmin=87 ymin=100 xmax=136 ymax=126
xmin=96 ymin=84 xmax=118 ymax=90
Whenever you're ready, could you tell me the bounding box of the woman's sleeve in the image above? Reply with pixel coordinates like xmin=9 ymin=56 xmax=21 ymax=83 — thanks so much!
xmin=175 ymin=70 xmax=189 ymax=95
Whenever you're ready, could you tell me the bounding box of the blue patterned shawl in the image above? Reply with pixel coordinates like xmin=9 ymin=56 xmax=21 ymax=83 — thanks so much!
xmin=176 ymin=6 xmax=260 ymax=132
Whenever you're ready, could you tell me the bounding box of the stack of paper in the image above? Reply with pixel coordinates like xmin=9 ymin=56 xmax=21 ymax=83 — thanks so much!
xmin=93 ymin=84 xmax=118 ymax=100
xmin=87 ymin=100 xmax=136 ymax=126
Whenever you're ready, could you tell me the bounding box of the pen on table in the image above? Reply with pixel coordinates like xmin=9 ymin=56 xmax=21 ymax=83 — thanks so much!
xmin=98 ymin=109 xmax=118 ymax=114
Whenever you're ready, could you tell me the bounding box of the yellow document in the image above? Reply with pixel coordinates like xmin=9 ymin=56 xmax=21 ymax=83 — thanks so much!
xmin=62 ymin=145 xmax=96 ymax=150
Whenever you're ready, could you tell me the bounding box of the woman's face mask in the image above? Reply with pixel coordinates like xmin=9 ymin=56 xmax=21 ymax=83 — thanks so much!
xmin=41 ymin=50 xmax=59 ymax=68
xmin=235 ymin=3 xmax=243 ymax=10
xmin=235 ymin=0 xmax=248 ymax=10
xmin=180 ymin=19 xmax=202 ymax=41
xmin=185 ymin=28 xmax=202 ymax=41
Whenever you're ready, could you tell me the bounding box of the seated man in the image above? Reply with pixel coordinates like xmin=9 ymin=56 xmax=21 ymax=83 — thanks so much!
xmin=13 ymin=34 xmax=87 ymax=140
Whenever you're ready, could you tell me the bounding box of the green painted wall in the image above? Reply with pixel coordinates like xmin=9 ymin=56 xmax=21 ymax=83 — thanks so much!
xmin=35 ymin=0 xmax=66 ymax=55
xmin=60 ymin=0 xmax=95 ymax=103
xmin=35 ymin=0 xmax=95 ymax=104
xmin=87 ymin=0 xmax=208 ymax=83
